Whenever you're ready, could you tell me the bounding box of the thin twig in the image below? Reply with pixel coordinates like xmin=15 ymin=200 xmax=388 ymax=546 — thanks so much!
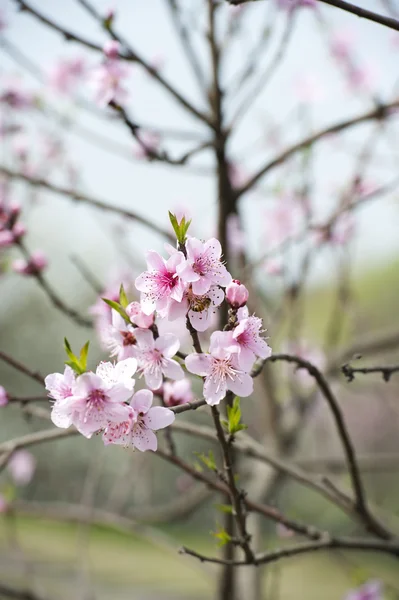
xmin=342 ymin=363 xmax=399 ymax=382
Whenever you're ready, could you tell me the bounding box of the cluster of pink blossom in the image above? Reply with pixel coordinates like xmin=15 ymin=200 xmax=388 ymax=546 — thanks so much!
xmin=46 ymin=221 xmax=272 ymax=450
xmin=0 ymin=184 xmax=47 ymax=276
xmin=91 ymin=41 xmax=130 ymax=106
xmin=344 ymin=580 xmax=382 ymax=600
xmin=329 ymin=27 xmax=377 ymax=94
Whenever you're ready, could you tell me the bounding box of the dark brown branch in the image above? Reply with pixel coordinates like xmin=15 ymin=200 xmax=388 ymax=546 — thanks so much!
xmin=236 ymin=100 xmax=399 ymax=198
xmin=17 ymin=241 xmax=92 ymax=328
xmin=211 ymin=405 xmax=255 ymax=563
xmin=0 ymin=166 xmax=173 ymax=241
xmin=181 ymin=536 xmax=399 ymax=566
xmin=342 ymin=363 xmax=399 ymax=382
xmin=255 ymin=354 xmax=392 ymax=540
xmin=0 ymin=584 xmax=46 ymax=600
xmin=0 ymin=350 xmax=44 ymax=385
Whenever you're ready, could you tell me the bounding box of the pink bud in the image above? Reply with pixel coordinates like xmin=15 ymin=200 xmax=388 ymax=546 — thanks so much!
xmin=0 ymin=386 xmax=8 ymax=407
xmin=0 ymin=230 xmax=14 ymax=247
xmin=103 ymin=40 xmax=120 ymax=59
xmin=9 ymin=202 xmax=21 ymax=218
xmin=30 ymin=250 xmax=47 ymax=272
xmin=226 ymin=279 xmax=249 ymax=308
xmin=11 ymin=221 xmax=26 ymax=240
xmin=8 ymin=450 xmax=36 ymax=486
xmin=12 ymin=250 xmax=47 ymax=276
xmin=126 ymin=301 xmax=154 ymax=328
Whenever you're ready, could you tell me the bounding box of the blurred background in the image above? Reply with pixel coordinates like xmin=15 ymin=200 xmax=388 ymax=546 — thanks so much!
xmin=1 ymin=0 xmax=399 ymax=598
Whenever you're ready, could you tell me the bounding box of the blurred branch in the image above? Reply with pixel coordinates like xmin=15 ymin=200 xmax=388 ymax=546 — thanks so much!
xmin=12 ymin=0 xmax=212 ymax=127
xmin=0 ymin=584 xmax=46 ymax=600
xmin=255 ymin=353 xmax=392 ymax=539
xmin=230 ymin=12 xmax=297 ymax=128
xmin=0 ymin=166 xmax=174 ymax=241
xmin=226 ymin=0 xmax=399 ymax=32
xmin=180 ymin=536 xmax=399 ymax=566
xmin=298 ymin=453 xmax=399 ymax=473
xmin=0 ymin=350 xmax=44 ymax=385
xmin=17 ymin=241 xmax=92 ymax=328
xmin=165 ymin=0 xmax=207 ymax=92
xmin=236 ymin=100 xmax=399 ymax=198
xmin=328 ymin=327 xmax=399 ymax=373
xmin=342 ymin=363 xmax=399 ymax=382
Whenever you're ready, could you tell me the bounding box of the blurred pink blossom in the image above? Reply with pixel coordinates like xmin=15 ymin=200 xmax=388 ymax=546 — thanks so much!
xmin=312 ymin=211 xmax=355 ymax=246
xmin=227 ymin=213 xmax=245 ymax=257
xmin=330 ymin=27 xmax=356 ymax=60
xmin=163 ymin=379 xmax=193 ymax=407
xmin=228 ymin=161 xmax=248 ymax=190
xmin=347 ymin=63 xmax=378 ymax=94
xmin=8 ymin=450 xmax=36 ymax=486
xmin=276 ymin=0 xmax=316 ymax=10
xmin=264 ymin=193 xmax=304 ymax=247
xmin=294 ymin=73 xmax=325 ymax=104
xmin=48 ymin=56 xmax=86 ymax=95
xmin=0 ymin=385 xmax=8 ymax=406
xmin=343 ymin=580 xmax=383 ymax=600
xmin=0 ymin=79 xmax=34 ymax=109
xmin=12 ymin=250 xmax=47 ymax=276
xmin=133 ymin=131 xmax=161 ymax=160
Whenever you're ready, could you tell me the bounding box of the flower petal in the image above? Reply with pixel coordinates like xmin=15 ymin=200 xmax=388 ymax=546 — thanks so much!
xmin=134 ymin=328 xmax=155 ymax=351
xmin=227 ymin=373 xmax=253 ymax=398
xmin=192 ymin=276 xmax=211 ymax=295
xmin=143 ymin=406 xmax=175 ymax=430
xmin=185 ymin=353 xmax=212 ymax=376
xmin=146 ymin=250 xmax=165 ymax=271
xmin=204 ymin=374 xmax=226 ymax=405
xmin=155 ymin=333 xmax=180 ymax=358
xmin=162 ymin=358 xmax=184 ymax=381
xmin=131 ymin=389 xmax=153 ymax=414
xmin=131 ymin=425 xmax=158 ymax=451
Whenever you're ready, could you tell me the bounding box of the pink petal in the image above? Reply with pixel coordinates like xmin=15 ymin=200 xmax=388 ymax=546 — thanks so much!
xmin=204 ymin=374 xmax=226 ymax=405
xmin=237 ymin=346 xmax=256 ymax=372
xmin=209 ymin=286 xmax=225 ymax=306
xmin=189 ymin=308 xmax=214 ymax=332
xmin=162 ymin=358 xmax=184 ymax=381
xmin=192 ymin=276 xmax=212 ymax=295
xmin=73 ymin=373 xmax=103 ymax=397
xmin=146 ymin=250 xmax=165 ymax=271
xmin=140 ymin=293 xmax=157 ymax=315
xmin=131 ymin=426 xmax=158 ymax=451
xmin=108 ymin=383 xmax=134 ymax=404
xmin=131 ymin=389 xmax=153 ymax=414
xmin=167 ymin=298 xmax=189 ymax=321
xmin=143 ymin=406 xmax=175 ymax=430
xmin=135 ymin=272 xmax=150 ymax=293
xmin=186 ymin=237 xmax=204 ymax=261
xmin=176 ymin=261 xmax=199 ymax=283
xmin=135 ymin=328 xmax=155 ymax=350
xmin=203 ymin=238 xmax=222 ymax=260
xmin=155 ymin=333 xmax=180 ymax=358
xmin=212 ymin=264 xmax=232 ymax=287
xmin=227 ymin=373 xmax=253 ymax=397
xmin=166 ymin=251 xmax=185 ymax=272
xmin=144 ymin=366 xmax=163 ymax=390
xmin=185 ymin=353 xmax=212 ymax=376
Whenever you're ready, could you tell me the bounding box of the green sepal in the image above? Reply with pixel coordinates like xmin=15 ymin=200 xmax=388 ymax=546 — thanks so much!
xmin=64 ymin=338 xmax=89 ymax=375
xmin=226 ymin=397 xmax=247 ymax=435
xmin=212 ymin=526 xmax=232 ymax=547
xmin=119 ymin=284 xmax=129 ymax=309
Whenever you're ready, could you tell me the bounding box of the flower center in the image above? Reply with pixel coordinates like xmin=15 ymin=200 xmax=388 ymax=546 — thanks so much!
xmin=122 ymin=330 xmax=136 ymax=346
xmin=86 ymin=389 xmax=107 ymax=411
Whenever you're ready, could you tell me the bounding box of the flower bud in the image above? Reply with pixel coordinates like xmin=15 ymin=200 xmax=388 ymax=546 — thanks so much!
xmin=126 ymin=301 xmax=154 ymax=329
xmin=226 ymin=279 xmax=249 ymax=308
xmin=103 ymin=40 xmax=120 ymax=60
xmin=0 ymin=385 xmax=8 ymax=407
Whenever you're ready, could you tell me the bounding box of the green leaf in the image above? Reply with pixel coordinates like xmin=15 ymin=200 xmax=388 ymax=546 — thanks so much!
xmin=215 ymin=504 xmax=233 ymax=514
xmin=226 ymin=397 xmax=247 ymax=436
xmin=102 ymin=298 xmax=130 ymax=324
xmin=119 ymin=284 xmax=129 ymax=309
xmin=79 ymin=341 xmax=90 ymax=372
xmin=212 ymin=527 xmax=232 ymax=547
xmin=168 ymin=211 xmax=191 ymax=245
xmin=195 ymin=451 xmax=216 ymax=472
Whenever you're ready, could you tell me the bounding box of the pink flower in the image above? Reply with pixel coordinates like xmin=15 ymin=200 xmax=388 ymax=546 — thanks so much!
xmin=8 ymin=450 xmax=36 ymax=486
xmin=185 ymin=331 xmax=253 ymax=406
xmin=276 ymin=523 xmax=294 ymax=538
xmin=134 ymin=329 xmax=184 ymax=390
xmin=344 ymin=580 xmax=382 ymax=600
xmin=126 ymin=301 xmax=154 ymax=328
xmin=135 ymin=250 xmax=186 ymax=315
xmin=0 ymin=230 xmax=13 ymax=247
xmin=103 ymin=310 xmax=139 ymax=361
xmin=103 ymin=40 xmax=120 ymax=59
xmin=163 ymin=379 xmax=193 ymax=407
xmin=46 ymin=361 xmax=136 ymax=437
xmin=103 ymin=389 xmax=175 ymax=451
xmin=0 ymin=79 xmax=34 ymax=109
xmin=166 ymin=284 xmax=224 ymax=332
xmin=45 ymin=365 xmax=75 ymax=402
xmin=48 ymin=56 xmax=86 ymax=95
xmin=232 ymin=307 xmax=272 ymax=371
xmin=91 ymin=57 xmax=129 ymax=106
xmin=226 ymin=280 xmax=249 ymax=309
xmin=176 ymin=237 xmax=231 ymax=295
xmin=12 ymin=251 xmax=47 ymax=275
xmin=312 ymin=212 xmax=354 ymax=246
xmin=264 ymin=194 xmax=304 ymax=247
xmin=263 ymin=257 xmax=284 ymax=276
xmin=347 ymin=63 xmax=377 ymax=94
xmin=0 ymin=385 xmax=8 ymax=406
xmin=330 ymin=28 xmax=356 ymax=60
